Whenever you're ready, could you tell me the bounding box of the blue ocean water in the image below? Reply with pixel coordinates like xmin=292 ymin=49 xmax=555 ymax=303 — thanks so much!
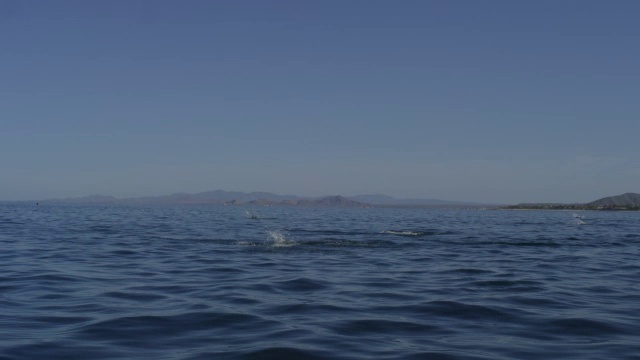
xmin=1 ymin=203 xmax=639 ymax=359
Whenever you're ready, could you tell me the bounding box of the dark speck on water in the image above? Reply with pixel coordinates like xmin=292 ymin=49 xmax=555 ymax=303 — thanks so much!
xmin=1 ymin=204 xmax=639 ymax=359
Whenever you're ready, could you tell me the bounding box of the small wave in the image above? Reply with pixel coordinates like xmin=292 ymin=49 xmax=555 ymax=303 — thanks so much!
xmin=0 ymin=219 xmax=24 ymax=225
xmin=2 ymin=342 xmax=119 ymax=359
xmin=241 ymin=347 xmax=330 ymax=360
xmin=381 ymin=230 xmax=424 ymax=236
xmin=240 ymin=236 xmax=397 ymax=249
xmin=441 ymin=268 xmax=494 ymax=275
xmin=287 ymin=228 xmax=373 ymax=236
xmin=30 ymin=315 xmax=92 ymax=325
xmin=468 ymin=279 xmax=545 ymax=292
xmin=302 ymin=239 xmax=397 ymax=248
xmin=102 ymin=291 xmax=166 ymax=302
xmin=264 ymin=303 xmax=351 ymax=316
xmin=274 ymin=277 xmax=328 ymax=292
xmin=88 ymin=225 xmax=119 ymax=234
xmin=76 ymin=312 xmax=274 ymax=343
xmin=446 ymin=240 xmax=561 ymax=248
xmin=329 ymin=319 xmax=443 ymax=336
xmin=17 ymin=274 xmax=82 ymax=283
xmin=407 ymin=300 xmax=516 ymax=321
xmin=542 ymin=317 xmax=630 ymax=336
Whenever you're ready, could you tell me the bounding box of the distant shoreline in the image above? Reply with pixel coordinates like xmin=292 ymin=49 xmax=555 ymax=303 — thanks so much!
xmin=3 ymin=191 xmax=638 ymax=210
xmin=500 ymin=207 xmax=639 ymax=211
xmin=3 ymin=200 xmax=498 ymax=210
xmin=14 ymin=190 xmax=497 ymax=209
xmin=502 ymin=192 xmax=640 ymax=211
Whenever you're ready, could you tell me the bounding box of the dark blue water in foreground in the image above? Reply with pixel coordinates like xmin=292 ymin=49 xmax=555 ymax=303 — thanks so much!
xmin=1 ymin=204 xmax=639 ymax=359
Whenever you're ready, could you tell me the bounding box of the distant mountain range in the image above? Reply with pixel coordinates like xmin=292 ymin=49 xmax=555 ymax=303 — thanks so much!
xmin=38 ymin=190 xmax=490 ymax=208
xmin=27 ymin=191 xmax=640 ymax=210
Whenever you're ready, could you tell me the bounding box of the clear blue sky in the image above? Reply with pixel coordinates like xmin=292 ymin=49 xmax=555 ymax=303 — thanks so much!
xmin=2 ymin=0 xmax=639 ymax=203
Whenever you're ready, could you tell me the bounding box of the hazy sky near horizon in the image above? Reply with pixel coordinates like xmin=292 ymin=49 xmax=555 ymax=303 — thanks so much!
xmin=2 ymin=0 xmax=639 ymax=203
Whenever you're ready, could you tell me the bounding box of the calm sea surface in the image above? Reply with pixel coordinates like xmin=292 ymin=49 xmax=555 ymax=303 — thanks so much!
xmin=1 ymin=203 xmax=639 ymax=359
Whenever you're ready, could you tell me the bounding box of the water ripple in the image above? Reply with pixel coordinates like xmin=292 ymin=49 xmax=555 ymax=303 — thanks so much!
xmin=1 ymin=204 xmax=639 ymax=359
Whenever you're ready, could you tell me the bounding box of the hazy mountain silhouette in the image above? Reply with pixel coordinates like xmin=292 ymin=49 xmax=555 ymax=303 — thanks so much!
xmin=587 ymin=193 xmax=640 ymax=207
xmin=39 ymin=190 xmax=486 ymax=207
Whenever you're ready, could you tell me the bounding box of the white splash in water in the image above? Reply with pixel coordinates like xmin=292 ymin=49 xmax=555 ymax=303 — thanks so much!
xmin=266 ymin=230 xmax=296 ymax=247
xmin=245 ymin=210 xmax=260 ymax=220
xmin=572 ymin=214 xmax=587 ymax=225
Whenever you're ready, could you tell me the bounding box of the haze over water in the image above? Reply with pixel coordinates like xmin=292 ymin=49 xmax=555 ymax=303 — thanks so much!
xmin=2 ymin=203 xmax=639 ymax=359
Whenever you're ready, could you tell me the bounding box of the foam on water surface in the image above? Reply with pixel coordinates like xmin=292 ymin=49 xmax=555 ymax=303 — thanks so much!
xmin=266 ymin=229 xmax=297 ymax=247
